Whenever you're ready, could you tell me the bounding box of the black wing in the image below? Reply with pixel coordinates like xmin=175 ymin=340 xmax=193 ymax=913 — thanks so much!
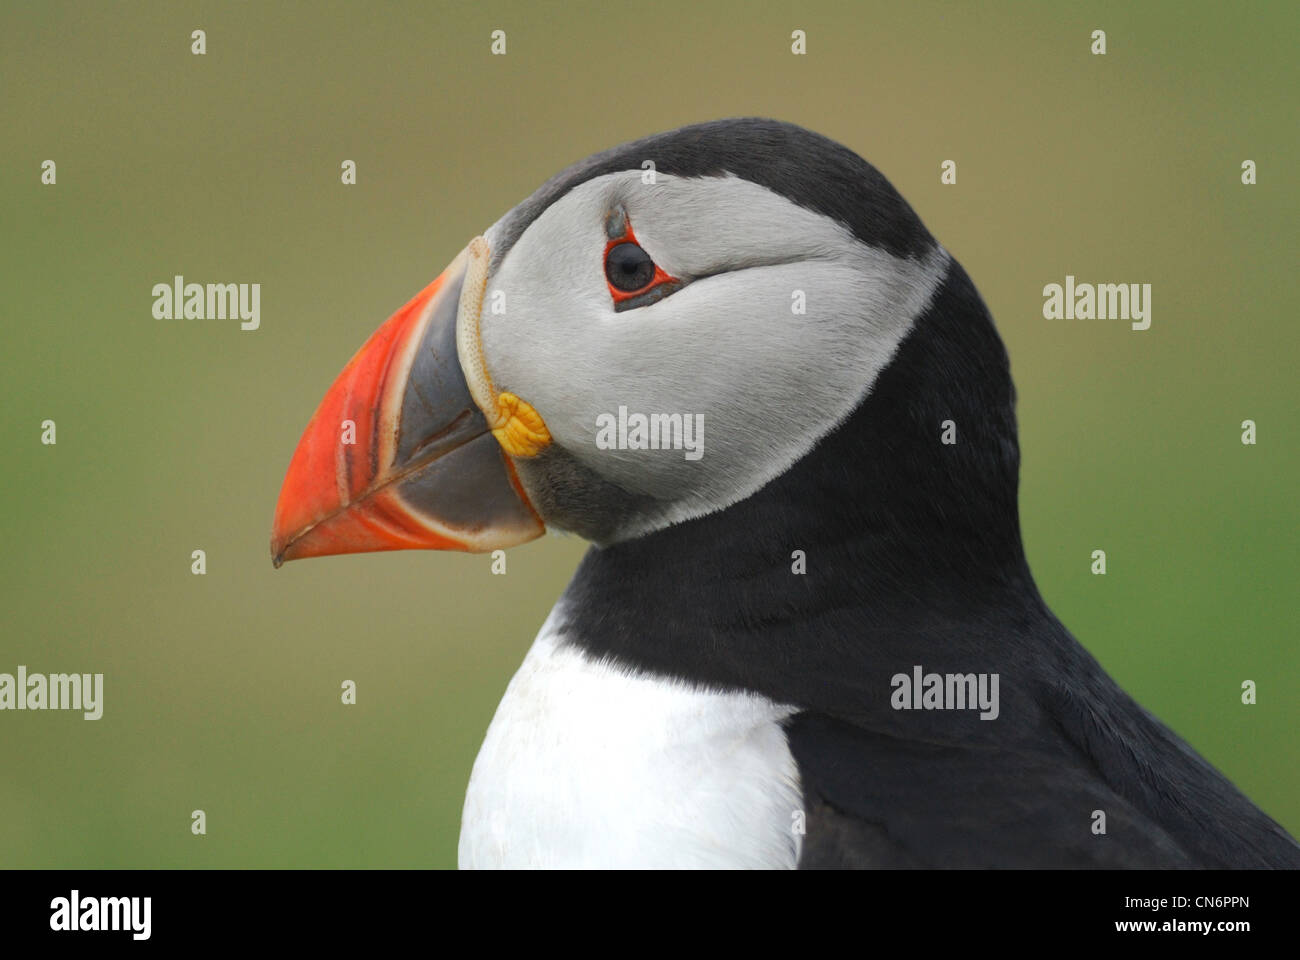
xmin=785 ymin=704 xmax=1300 ymax=869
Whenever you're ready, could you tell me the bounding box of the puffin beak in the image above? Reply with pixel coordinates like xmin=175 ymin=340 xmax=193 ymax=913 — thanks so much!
xmin=271 ymin=243 xmax=545 ymax=567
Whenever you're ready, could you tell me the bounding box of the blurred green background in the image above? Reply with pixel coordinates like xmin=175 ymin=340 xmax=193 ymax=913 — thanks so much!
xmin=1 ymin=1 xmax=1295 ymax=867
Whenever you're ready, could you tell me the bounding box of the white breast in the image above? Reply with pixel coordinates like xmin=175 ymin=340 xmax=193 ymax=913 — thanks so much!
xmin=458 ymin=608 xmax=804 ymax=869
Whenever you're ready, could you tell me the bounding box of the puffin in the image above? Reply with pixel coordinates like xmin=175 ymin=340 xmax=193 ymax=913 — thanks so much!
xmin=270 ymin=118 xmax=1300 ymax=869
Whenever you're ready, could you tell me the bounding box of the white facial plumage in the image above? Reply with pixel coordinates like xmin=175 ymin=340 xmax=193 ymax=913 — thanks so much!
xmin=480 ymin=171 xmax=950 ymax=541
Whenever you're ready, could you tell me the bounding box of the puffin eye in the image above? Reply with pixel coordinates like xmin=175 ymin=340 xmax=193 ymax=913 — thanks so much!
xmin=601 ymin=209 xmax=683 ymax=311
xmin=605 ymin=242 xmax=656 ymax=292
xmin=602 ymin=235 xmax=683 ymax=312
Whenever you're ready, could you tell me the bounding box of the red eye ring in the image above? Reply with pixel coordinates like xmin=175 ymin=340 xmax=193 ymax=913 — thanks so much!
xmin=603 ymin=221 xmax=680 ymax=308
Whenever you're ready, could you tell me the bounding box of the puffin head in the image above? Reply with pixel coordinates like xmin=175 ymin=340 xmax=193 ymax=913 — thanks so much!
xmin=271 ymin=119 xmax=998 ymax=567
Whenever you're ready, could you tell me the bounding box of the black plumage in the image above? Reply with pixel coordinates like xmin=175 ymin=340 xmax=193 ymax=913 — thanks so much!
xmin=513 ymin=120 xmax=1299 ymax=867
xmin=553 ymin=260 xmax=1297 ymax=867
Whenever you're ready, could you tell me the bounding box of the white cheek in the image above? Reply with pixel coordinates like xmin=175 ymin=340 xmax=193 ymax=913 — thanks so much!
xmin=480 ymin=172 xmax=948 ymax=536
xmin=572 ymin=264 xmax=871 ymax=488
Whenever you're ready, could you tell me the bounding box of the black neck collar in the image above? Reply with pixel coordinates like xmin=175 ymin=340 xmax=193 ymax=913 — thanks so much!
xmin=554 ymin=261 xmax=1066 ymax=724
